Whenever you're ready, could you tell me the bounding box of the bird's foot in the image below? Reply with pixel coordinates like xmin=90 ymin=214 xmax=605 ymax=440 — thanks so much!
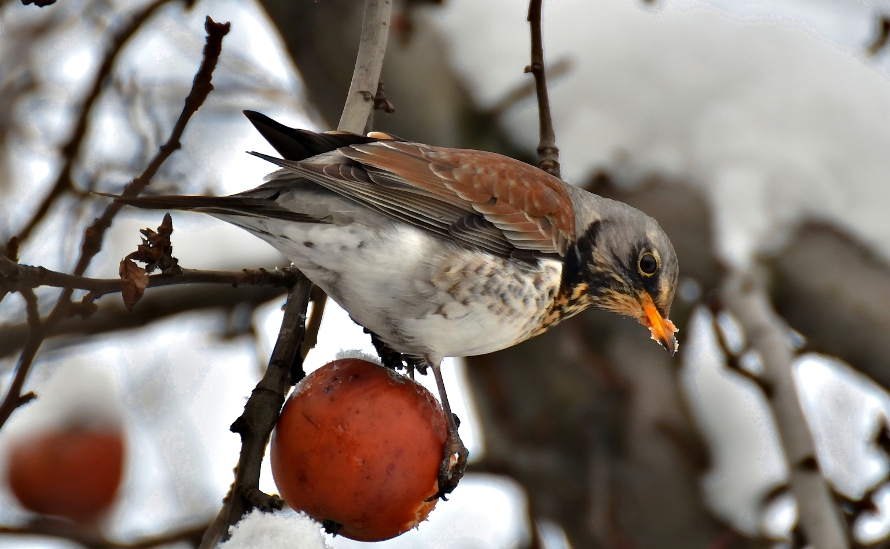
xmin=365 ymin=328 xmax=428 ymax=377
xmin=365 ymin=328 xmax=404 ymax=369
xmin=428 ymin=429 xmax=469 ymax=501
xmin=405 ymin=356 xmax=428 ymax=377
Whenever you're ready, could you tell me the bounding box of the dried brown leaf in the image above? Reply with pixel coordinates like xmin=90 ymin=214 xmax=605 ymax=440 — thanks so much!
xmin=126 ymin=213 xmax=180 ymax=275
xmin=119 ymin=259 xmax=149 ymax=311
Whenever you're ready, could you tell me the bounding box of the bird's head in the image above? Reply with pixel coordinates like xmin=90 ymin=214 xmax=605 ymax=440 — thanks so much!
xmin=566 ymin=198 xmax=679 ymax=354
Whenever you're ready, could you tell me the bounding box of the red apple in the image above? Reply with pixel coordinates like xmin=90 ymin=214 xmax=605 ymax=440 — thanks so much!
xmin=6 ymin=426 xmax=125 ymax=523
xmin=271 ymin=358 xmax=447 ymax=541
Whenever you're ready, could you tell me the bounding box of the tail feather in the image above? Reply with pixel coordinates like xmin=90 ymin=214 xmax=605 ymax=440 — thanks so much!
xmin=243 ymin=110 xmax=377 ymax=161
xmin=110 ymin=111 xmax=381 ymax=223
xmin=112 ymin=194 xmax=324 ymax=224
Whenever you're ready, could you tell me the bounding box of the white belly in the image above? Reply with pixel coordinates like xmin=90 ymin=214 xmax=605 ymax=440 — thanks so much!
xmin=217 ymin=215 xmax=562 ymax=360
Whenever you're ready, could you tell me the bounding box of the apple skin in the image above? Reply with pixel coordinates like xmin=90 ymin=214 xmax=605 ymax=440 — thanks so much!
xmin=6 ymin=427 xmax=125 ymax=523
xmin=271 ymin=358 xmax=447 ymax=541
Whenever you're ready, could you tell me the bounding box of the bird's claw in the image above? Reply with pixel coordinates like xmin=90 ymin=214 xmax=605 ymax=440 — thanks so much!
xmin=427 ymin=432 xmax=469 ymax=501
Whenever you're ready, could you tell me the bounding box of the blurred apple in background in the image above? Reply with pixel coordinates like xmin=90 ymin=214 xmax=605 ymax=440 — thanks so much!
xmin=271 ymin=355 xmax=447 ymax=541
xmin=6 ymin=425 xmax=125 ymax=524
xmin=1 ymin=363 xmax=127 ymax=526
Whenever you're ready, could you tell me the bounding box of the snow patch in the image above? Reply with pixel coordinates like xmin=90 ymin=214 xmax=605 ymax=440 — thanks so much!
xmin=220 ymin=509 xmax=328 ymax=549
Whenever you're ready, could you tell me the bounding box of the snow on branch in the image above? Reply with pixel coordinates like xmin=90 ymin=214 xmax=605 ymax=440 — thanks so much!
xmin=721 ymin=269 xmax=849 ymax=549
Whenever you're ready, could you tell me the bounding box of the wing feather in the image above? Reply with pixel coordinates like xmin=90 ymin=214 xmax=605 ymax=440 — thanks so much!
xmin=330 ymin=143 xmax=574 ymax=255
xmin=248 ymin=137 xmax=576 ymax=258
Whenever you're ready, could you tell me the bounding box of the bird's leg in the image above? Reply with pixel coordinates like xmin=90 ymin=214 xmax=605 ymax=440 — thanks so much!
xmin=426 ymin=355 xmax=469 ymax=500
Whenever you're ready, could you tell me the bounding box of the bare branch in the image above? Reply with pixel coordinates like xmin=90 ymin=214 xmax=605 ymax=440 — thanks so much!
xmin=487 ymin=56 xmax=572 ymax=117
xmin=76 ymin=17 xmax=230 ymax=279
xmin=0 ymin=16 xmax=231 ymax=431
xmin=10 ymin=0 xmax=186 ymax=249
xmin=337 ymin=0 xmax=394 ymax=134
xmin=0 ymin=256 xmax=300 ymax=298
xmin=721 ymin=270 xmax=849 ymax=549
xmin=297 ymin=0 xmax=396 ymax=372
xmin=300 ymin=284 xmax=328 ymax=361
xmin=3 ymin=288 xmax=41 ymax=411
xmin=526 ymin=0 xmax=560 ymax=177
xmin=199 ymin=274 xmax=313 ymax=548
xmin=201 ymin=0 xmax=395 ymax=540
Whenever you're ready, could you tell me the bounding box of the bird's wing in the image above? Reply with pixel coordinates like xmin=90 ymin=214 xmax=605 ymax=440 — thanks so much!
xmin=251 ymin=141 xmax=575 ymax=258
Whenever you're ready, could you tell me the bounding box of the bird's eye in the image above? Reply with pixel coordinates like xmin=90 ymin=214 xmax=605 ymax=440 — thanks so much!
xmin=638 ymin=251 xmax=658 ymax=276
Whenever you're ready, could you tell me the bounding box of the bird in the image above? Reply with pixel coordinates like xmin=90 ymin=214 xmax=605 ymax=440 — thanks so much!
xmin=114 ymin=110 xmax=680 ymax=497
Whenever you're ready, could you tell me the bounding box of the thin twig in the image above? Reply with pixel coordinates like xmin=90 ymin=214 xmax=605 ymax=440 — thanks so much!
xmin=866 ymin=15 xmax=890 ymax=57
xmin=526 ymin=0 xmax=561 ymax=178
xmin=0 ymin=519 xmax=209 ymax=549
xmin=0 ymin=16 xmax=231 ymax=431
xmin=74 ymin=17 xmax=229 ymax=279
xmin=487 ymin=56 xmax=572 ymax=117
xmin=0 ymin=256 xmax=300 ymax=298
xmin=10 ymin=0 xmax=186 ymax=249
xmin=721 ymin=270 xmax=849 ymax=549
xmin=12 ymin=288 xmax=40 ymax=409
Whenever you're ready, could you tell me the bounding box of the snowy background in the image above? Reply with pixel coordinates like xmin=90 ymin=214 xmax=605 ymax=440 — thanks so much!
xmin=3 ymin=0 xmax=890 ymax=547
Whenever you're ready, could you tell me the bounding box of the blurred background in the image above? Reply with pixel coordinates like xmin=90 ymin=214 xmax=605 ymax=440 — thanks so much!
xmin=3 ymin=0 xmax=890 ymax=547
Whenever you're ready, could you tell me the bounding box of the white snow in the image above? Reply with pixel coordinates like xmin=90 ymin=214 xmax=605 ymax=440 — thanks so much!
xmin=220 ymin=509 xmax=328 ymax=549
xmin=433 ymin=0 xmax=890 ymax=267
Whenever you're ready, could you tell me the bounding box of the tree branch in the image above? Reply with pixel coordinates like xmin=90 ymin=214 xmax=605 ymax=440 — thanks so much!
xmin=199 ymin=1 xmax=394 ymax=543
xmin=300 ymin=284 xmax=328 ymax=361
xmin=0 ymin=16 xmax=231 ymax=431
xmin=0 ymin=256 xmax=299 ymax=298
xmin=9 ymin=0 xmax=188 ymax=250
xmin=337 ymin=0 xmax=394 ymax=134
xmin=721 ymin=270 xmax=849 ymax=549
xmin=526 ymin=0 xmax=560 ymax=178
xmin=298 ymin=0 xmax=395 ymax=360
xmin=289 ymin=0 xmax=394 ymax=364
xmin=198 ymin=275 xmax=312 ymax=549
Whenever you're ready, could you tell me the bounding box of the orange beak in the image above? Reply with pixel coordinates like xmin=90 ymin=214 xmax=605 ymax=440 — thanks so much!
xmin=639 ymin=292 xmax=678 ymax=355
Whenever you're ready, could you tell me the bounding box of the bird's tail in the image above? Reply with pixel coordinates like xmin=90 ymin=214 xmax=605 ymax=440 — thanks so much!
xmin=107 ymin=110 xmax=384 ymax=223
xmin=243 ymin=110 xmax=379 ymax=161
xmin=108 ymin=194 xmax=320 ymax=223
